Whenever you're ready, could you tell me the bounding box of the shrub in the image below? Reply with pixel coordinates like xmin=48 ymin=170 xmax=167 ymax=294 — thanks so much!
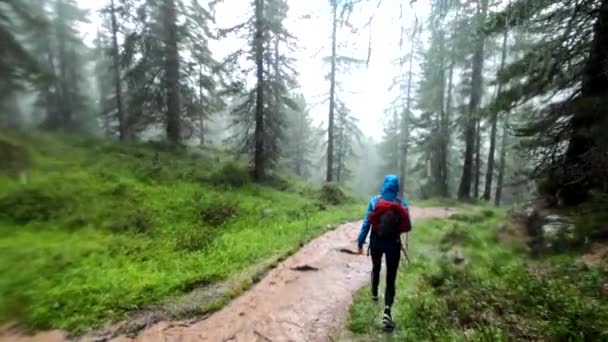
xmin=0 ymin=187 xmax=69 ymax=224
xmin=0 ymin=138 xmax=29 ymax=176
xmin=439 ymin=224 xmax=471 ymax=251
xmin=263 ymin=174 xmax=292 ymax=191
xmin=319 ymin=183 xmax=349 ymax=205
xmin=200 ymin=202 xmax=238 ymax=227
xmin=101 ymin=205 xmax=152 ymax=234
xmin=449 ymin=212 xmax=487 ymax=224
xmin=208 ymin=162 xmax=251 ymax=188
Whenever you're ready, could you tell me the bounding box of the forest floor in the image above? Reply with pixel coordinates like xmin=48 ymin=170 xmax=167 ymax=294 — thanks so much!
xmin=0 ymin=207 xmax=453 ymax=342
xmin=0 ymin=130 xmax=363 ymax=337
xmin=3 ymin=131 xmax=607 ymax=341
xmin=346 ymin=205 xmax=608 ymax=341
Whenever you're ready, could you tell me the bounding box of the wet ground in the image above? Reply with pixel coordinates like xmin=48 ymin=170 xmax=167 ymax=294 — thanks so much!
xmin=1 ymin=207 xmax=453 ymax=342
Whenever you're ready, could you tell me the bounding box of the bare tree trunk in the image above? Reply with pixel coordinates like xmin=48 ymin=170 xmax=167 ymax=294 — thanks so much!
xmin=56 ymin=0 xmax=72 ymax=130
xmin=326 ymin=0 xmax=338 ymax=183
xmin=473 ymin=120 xmax=482 ymax=199
xmin=336 ymin=126 xmax=343 ymax=184
xmin=399 ymin=8 xmax=417 ymax=198
xmin=495 ymin=110 xmax=510 ymax=206
xmin=444 ymin=40 xmax=456 ymax=197
xmin=163 ymin=0 xmax=181 ymax=145
xmin=253 ymin=0 xmax=266 ymax=181
xmin=110 ymin=0 xmax=127 ymax=141
xmin=43 ymin=49 xmax=58 ymax=129
xmin=198 ymin=66 xmax=205 ymax=145
xmin=458 ymin=0 xmax=488 ymax=200
xmin=437 ymin=30 xmax=448 ymax=198
xmin=483 ymin=29 xmax=508 ymax=201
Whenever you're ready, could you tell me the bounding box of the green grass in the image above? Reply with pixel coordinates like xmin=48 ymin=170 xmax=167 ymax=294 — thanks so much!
xmin=0 ymin=130 xmax=362 ymax=334
xmin=348 ymin=208 xmax=608 ymax=341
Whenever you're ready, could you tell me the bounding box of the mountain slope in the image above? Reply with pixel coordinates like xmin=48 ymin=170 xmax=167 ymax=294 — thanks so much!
xmin=0 ymin=131 xmax=361 ymax=333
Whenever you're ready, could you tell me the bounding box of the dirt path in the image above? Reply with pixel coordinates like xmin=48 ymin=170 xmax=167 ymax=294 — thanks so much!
xmin=2 ymin=207 xmax=453 ymax=342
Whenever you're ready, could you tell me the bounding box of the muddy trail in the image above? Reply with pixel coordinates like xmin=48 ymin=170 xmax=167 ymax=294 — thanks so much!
xmin=3 ymin=207 xmax=453 ymax=342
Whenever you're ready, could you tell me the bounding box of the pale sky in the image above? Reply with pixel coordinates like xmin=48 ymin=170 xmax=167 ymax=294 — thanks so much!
xmin=77 ymin=0 xmax=430 ymax=139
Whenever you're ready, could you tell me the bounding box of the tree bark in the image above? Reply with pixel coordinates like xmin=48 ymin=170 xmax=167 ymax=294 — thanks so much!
xmin=444 ymin=39 xmax=456 ymax=197
xmin=495 ymin=110 xmax=510 ymax=206
xmin=163 ymin=0 xmax=181 ymax=145
xmin=56 ymin=0 xmax=73 ymax=130
xmin=43 ymin=47 xmax=58 ymax=129
xmin=110 ymin=0 xmax=127 ymax=141
xmin=399 ymin=12 xmax=416 ymax=198
xmin=326 ymin=0 xmax=338 ymax=183
xmin=458 ymin=0 xmax=488 ymax=200
xmin=437 ymin=30 xmax=448 ymax=198
xmin=336 ymin=125 xmax=343 ymax=184
xmin=253 ymin=0 xmax=266 ymax=181
xmin=473 ymin=119 xmax=482 ymax=199
xmin=483 ymin=29 xmax=508 ymax=201
xmin=198 ymin=66 xmax=205 ymax=145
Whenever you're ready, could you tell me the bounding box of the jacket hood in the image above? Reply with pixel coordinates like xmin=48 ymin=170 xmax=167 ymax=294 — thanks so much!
xmin=380 ymin=174 xmax=400 ymax=201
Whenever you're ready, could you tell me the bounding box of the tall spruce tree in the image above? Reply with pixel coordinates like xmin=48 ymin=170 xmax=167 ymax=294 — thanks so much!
xmin=458 ymin=0 xmax=490 ymax=200
xmin=483 ymin=29 xmax=509 ymax=201
xmin=0 ymin=1 xmax=43 ymax=110
xmin=333 ymin=101 xmax=361 ymax=184
xmin=282 ymin=95 xmax=317 ymax=179
xmin=227 ymin=0 xmax=297 ymax=181
xmin=487 ymin=0 xmax=608 ymax=205
xmin=326 ymin=0 xmax=339 ymax=182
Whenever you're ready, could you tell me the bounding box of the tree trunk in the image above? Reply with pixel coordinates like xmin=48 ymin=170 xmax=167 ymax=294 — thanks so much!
xmin=473 ymin=119 xmax=482 ymax=199
xmin=56 ymin=0 xmax=72 ymax=130
xmin=294 ymin=108 xmax=304 ymax=177
xmin=253 ymin=0 xmax=266 ymax=181
xmin=483 ymin=29 xmax=508 ymax=201
xmin=437 ymin=30 xmax=448 ymax=198
xmin=495 ymin=110 xmax=510 ymax=206
xmin=326 ymin=0 xmax=338 ymax=183
xmin=458 ymin=0 xmax=488 ymax=200
xmin=163 ymin=0 xmax=181 ymax=145
xmin=110 ymin=0 xmax=127 ymax=141
xmin=0 ymin=94 xmax=22 ymax=128
xmin=198 ymin=66 xmax=205 ymax=146
xmin=336 ymin=126 xmax=343 ymax=184
xmin=444 ymin=40 xmax=456 ymax=197
xmin=400 ymin=12 xmax=416 ymax=198
xmin=43 ymin=49 xmax=58 ymax=129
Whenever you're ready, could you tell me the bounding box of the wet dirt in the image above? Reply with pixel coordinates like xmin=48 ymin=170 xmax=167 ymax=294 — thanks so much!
xmin=1 ymin=207 xmax=453 ymax=342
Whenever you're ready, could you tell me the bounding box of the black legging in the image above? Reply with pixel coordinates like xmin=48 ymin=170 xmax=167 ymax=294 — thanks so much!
xmin=370 ymin=248 xmax=400 ymax=308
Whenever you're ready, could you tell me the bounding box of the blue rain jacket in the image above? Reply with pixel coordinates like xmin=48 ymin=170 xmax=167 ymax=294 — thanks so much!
xmin=357 ymin=175 xmax=412 ymax=252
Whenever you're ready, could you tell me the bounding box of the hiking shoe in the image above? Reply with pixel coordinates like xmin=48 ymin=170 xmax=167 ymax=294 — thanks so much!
xmin=371 ymin=288 xmax=379 ymax=302
xmin=382 ymin=312 xmax=395 ymax=330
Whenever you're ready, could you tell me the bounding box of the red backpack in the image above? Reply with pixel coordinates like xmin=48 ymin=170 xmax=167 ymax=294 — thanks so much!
xmin=369 ymin=199 xmax=411 ymax=240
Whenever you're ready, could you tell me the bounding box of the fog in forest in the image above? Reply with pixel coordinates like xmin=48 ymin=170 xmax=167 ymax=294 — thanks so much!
xmin=2 ymin=0 xmax=608 ymax=339
xmin=3 ymin=0 xmax=571 ymax=205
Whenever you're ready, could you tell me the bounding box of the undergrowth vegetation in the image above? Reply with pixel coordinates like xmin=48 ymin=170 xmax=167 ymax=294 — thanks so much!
xmin=348 ymin=208 xmax=608 ymax=340
xmin=568 ymin=193 xmax=608 ymax=243
xmin=0 ymin=130 xmax=361 ymax=333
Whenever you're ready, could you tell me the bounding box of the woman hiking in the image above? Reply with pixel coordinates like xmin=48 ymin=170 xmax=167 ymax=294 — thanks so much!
xmin=357 ymin=174 xmax=412 ymax=330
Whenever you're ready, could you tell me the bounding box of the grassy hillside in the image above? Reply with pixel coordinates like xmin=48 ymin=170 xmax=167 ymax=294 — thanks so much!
xmin=347 ymin=208 xmax=608 ymax=340
xmin=0 ymin=130 xmax=362 ymax=333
